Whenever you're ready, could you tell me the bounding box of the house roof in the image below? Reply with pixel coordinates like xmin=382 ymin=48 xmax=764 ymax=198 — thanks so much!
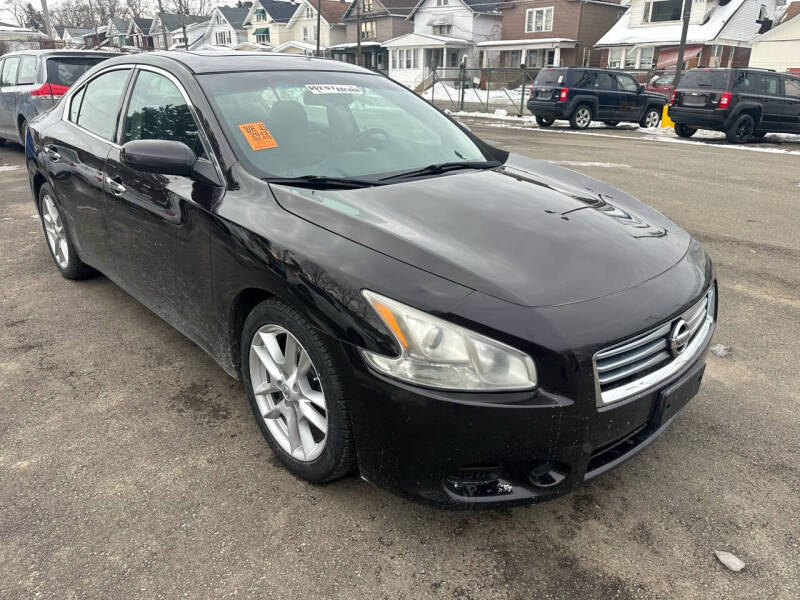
xmin=407 ymin=0 xmax=507 ymax=19
xmin=343 ymin=0 xmax=414 ymax=20
xmin=780 ymin=1 xmax=800 ymax=24
xmin=596 ymin=0 xmax=748 ymax=47
xmin=257 ymin=0 xmax=299 ymax=23
xmin=383 ymin=31 xmax=472 ymax=47
xmin=63 ymin=27 xmax=92 ymax=38
xmin=755 ymin=5 xmax=800 ymax=42
xmin=109 ymin=17 xmax=129 ymax=33
xmin=54 ymin=24 xmax=66 ymax=38
xmin=154 ymin=12 xmax=210 ymax=34
xmin=218 ymin=6 xmax=250 ymax=29
xmin=287 ymin=0 xmax=349 ymax=27
xmin=131 ymin=17 xmax=153 ymax=34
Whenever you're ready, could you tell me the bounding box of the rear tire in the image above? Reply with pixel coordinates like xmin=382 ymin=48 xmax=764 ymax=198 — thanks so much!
xmin=726 ymin=114 xmax=754 ymax=143
xmin=640 ymin=107 xmax=661 ymax=129
xmin=535 ymin=115 xmax=555 ymax=128
xmin=38 ymin=183 xmax=96 ymax=280
xmin=674 ymin=123 xmax=697 ymax=138
xmin=241 ymin=298 xmax=356 ymax=484
xmin=569 ymin=104 xmax=592 ymax=130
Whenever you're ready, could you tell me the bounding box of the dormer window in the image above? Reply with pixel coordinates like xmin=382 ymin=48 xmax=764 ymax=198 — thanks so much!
xmin=436 ymin=0 xmax=449 ymax=6
xmin=642 ymin=0 xmax=684 ymax=23
xmin=305 ymin=6 xmax=314 ymax=19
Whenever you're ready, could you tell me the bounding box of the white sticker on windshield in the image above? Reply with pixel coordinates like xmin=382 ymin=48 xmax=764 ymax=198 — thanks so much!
xmin=305 ymin=84 xmax=362 ymax=95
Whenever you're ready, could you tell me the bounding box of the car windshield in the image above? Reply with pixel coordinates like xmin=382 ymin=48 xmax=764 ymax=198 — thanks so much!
xmin=198 ymin=70 xmax=489 ymax=180
xmin=46 ymin=56 xmax=108 ymax=87
xmin=679 ymin=70 xmax=728 ymax=90
xmin=534 ymin=69 xmax=566 ymax=86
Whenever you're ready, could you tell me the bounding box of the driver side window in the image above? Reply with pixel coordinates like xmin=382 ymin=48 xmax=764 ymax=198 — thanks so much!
xmin=122 ymin=70 xmax=206 ymax=158
xmin=616 ymin=74 xmax=640 ymax=92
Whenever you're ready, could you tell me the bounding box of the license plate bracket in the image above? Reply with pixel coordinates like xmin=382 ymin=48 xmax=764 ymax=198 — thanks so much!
xmin=654 ymin=362 xmax=705 ymax=426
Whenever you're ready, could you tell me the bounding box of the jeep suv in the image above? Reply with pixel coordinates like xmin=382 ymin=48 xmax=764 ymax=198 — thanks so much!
xmin=527 ymin=67 xmax=667 ymax=130
xmin=669 ymin=68 xmax=800 ymax=143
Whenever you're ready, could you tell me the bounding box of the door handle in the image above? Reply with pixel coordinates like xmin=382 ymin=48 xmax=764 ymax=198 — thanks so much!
xmin=45 ymin=145 xmax=61 ymax=162
xmin=105 ymin=176 xmax=126 ymax=196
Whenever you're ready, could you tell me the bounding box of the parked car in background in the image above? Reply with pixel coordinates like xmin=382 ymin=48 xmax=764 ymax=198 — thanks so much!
xmin=669 ymin=68 xmax=800 ymax=143
xmin=647 ymin=73 xmax=675 ymax=99
xmin=528 ymin=67 xmax=667 ymax=130
xmin=0 ymin=50 xmax=111 ymax=146
xmin=27 ymin=52 xmax=716 ymax=507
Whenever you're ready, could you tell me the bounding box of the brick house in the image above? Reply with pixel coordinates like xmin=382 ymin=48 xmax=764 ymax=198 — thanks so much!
xmin=595 ymin=0 xmax=778 ymax=73
xmin=478 ymin=0 xmax=626 ymax=69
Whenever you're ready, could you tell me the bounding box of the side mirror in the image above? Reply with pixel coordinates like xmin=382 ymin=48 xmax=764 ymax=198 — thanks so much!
xmin=639 ymin=84 xmax=646 ymax=93
xmin=121 ymin=139 xmax=197 ymax=177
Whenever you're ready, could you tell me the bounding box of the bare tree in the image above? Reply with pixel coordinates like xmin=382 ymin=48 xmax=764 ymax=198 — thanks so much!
xmin=49 ymin=0 xmax=94 ymax=27
xmin=169 ymin=0 xmax=211 ymax=16
xmin=125 ymin=0 xmax=149 ymax=19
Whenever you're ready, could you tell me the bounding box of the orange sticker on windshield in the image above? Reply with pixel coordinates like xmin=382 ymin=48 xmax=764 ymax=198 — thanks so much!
xmin=238 ymin=122 xmax=278 ymax=151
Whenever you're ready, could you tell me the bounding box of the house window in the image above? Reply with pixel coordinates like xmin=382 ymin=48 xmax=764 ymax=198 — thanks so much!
xmin=642 ymin=0 xmax=684 ymax=23
xmin=255 ymin=11 xmax=266 ymax=22
xmin=639 ymin=47 xmax=654 ymax=69
xmin=360 ymin=20 xmax=376 ymax=39
xmin=608 ymin=47 xmax=622 ymax=69
xmin=525 ymin=7 xmax=554 ymax=33
xmin=432 ymin=24 xmax=452 ymax=35
xmin=256 ymin=33 xmax=270 ymax=43
xmin=363 ymin=0 xmax=374 ymax=12
xmin=436 ymin=0 xmax=448 ymax=5
xmin=302 ymin=25 xmax=317 ymax=41
xmin=216 ymin=13 xmax=225 ymax=25
xmin=624 ymin=49 xmax=637 ymax=69
xmin=709 ymin=44 xmax=723 ymax=67
xmin=305 ymin=5 xmax=314 ymax=19
xmin=215 ymin=30 xmax=232 ymax=45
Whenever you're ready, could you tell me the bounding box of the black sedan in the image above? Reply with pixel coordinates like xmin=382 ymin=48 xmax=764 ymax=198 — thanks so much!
xmin=26 ymin=52 xmax=716 ymax=507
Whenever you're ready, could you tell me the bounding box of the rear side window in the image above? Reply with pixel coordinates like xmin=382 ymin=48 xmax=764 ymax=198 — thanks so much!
xmin=122 ymin=70 xmax=205 ymax=158
xmin=785 ymin=77 xmax=800 ymax=98
xmin=568 ymin=70 xmax=592 ymax=87
xmin=733 ymin=71 xmax=757 ymax=92
xmin=680 ymin=70 xmax=729 ymax=90
xmin=76 ymin=69 xmax=130 ymax=141
xmin=759 ymin=74 xmax=781 ymax=96
xmin=534 ymin=69 xmax=567 ymax=86
xmin=46 ymin=57 xmax=108 ymax=87
xmin=594 ymin=72 xmax=615 ymax=90
xmin=17 ymin=55 xmax=38 ymax=85
xmin=1 ymin=57 xmax=19 ymax=86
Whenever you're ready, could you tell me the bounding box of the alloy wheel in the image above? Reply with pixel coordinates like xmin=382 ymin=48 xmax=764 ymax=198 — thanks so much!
xmin=42 ymin=195 xmax=69 ymax=269
xmin=575 ymin=107 xmax=591 ymax=128
xmin=249 ymin=324 xmax=328 ymax=462
xmin=735 ymin=119 xmax=753 ymax=142
xmin=645 ymin=110 xmax=660 ymax=128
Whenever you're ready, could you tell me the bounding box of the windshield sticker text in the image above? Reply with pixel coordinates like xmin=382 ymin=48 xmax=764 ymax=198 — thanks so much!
xmin=305 ymin=84 xmax=362 ymax=95
xmin=238 ymin=122 xmax=279 ymax=151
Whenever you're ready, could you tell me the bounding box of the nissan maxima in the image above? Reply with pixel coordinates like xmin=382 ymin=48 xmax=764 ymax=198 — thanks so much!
xmin=26 ymin=52 xmax=716 ymax=507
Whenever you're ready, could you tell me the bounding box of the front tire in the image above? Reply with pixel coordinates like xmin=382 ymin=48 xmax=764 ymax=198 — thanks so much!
xmin=674 ymin=123 xmax=697 ymax=138
xmin=241 ymin=299 xmax=356 ymax=483
xmin=535 ymin=115 xmax=555 ymax=128
xmin=726 ymin=114 xmax=754 ymax=143
xmin=569 ymin=104 xmax=593 ymax=130
xmin=38 ymin=183 xmax=95 ymax=280
xmin=640 ymin=107 xmax=661 ymax=129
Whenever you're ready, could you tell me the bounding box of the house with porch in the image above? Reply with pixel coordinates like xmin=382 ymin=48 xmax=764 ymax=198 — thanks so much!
xmin=595 ymin=0 xmax=778 ymax=73
xmin=128 ymin=18 xmax=154 ymax=49
xmin=149 ymin=12 xmax=210 ymax=50
xmin=750 ymin=1 xmax=800 ymax=73
xmin=202 ymin=5 xmax=250 ymax=47
xmin=330 ymin=0 xmax=414 ymax=71
xmin=274 ymin=0 xmax=348 ymax=55
xmin=82 ymin=26 xmax=108 ymax=49
xmin=477 ymin=0 xmax=625 ymax=70
xmin=242 ymin=0 xmax=298 ymax=47
xmin=384 ymin=0 xmax=507 ymax=89
xmin=106 ymin=17 xmax=131 ymax=47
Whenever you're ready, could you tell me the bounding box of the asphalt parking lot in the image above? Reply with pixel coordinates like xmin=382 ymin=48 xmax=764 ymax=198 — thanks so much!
xmin=2 ymin=126 xmax=799 ymax=599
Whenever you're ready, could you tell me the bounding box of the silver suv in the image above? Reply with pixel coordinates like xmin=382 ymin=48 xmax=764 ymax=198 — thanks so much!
xmin=0 ymin=50 xmax=111 ymax=145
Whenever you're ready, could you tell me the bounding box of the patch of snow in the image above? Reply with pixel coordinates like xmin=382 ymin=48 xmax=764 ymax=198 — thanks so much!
xmin=714 ymin=550 xmax=745 ymax=573
xmin=710 ymin=344 xmax=732 ymax=358
xmin=0 ymin=165 xmax=19 ymax=172
xmin=553 ymin=161 xmax=633 ymax=169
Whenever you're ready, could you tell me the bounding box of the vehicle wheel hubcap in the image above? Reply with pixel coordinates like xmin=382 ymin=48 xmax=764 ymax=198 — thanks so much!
xmin=42 ymin=195 xmax=68 ymax=269
xmin=249 ymin=324 xmax=327 ymax=462
xmin=576 ymin=109 xmax=590 ymax=127
xmin=646 ymin=111 xmax=659 ymax=127
xmin=737 ymin=121 xmax=752 ymax=140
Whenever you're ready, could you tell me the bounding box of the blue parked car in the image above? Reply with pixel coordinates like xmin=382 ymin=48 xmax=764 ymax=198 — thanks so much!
xmin=0 ymin=50 xmax=110 ymax=146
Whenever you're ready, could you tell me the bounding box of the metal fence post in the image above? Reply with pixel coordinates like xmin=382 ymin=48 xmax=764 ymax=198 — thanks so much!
xmin=519 ymin=64 xmax=527 ymax=117
xmin=459 ymin=63 xmax=466 ymax=112
xmin=484 ymin=67 xmax=490 ymax=113
xmin=431 ymin=67 xmax=436 ymax=107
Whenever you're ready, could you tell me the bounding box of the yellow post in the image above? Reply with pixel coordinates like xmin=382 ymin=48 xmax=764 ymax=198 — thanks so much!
xmin=661 ymin=104 xmax=674 ymax=129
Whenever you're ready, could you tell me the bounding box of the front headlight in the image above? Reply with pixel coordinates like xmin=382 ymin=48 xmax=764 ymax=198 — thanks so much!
xmin=361 ymin=290 xmax=537 ymax=391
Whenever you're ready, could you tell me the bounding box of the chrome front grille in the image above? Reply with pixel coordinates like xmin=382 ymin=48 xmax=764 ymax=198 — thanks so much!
xmin=594 ymin=286 xmax=716 ymax=406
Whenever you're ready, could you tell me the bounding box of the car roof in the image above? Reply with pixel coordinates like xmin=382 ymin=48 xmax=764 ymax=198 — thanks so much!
xmin=96 ymin=51 xmax=375 ymax=75
xmin=0 ymin=49 xmax=112 ymax=57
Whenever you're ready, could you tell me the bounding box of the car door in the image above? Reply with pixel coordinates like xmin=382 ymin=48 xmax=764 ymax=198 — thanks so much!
xmin=43 ymin=67 xmax=133 ymax=272
xmin=783 ymin=76 xmax=800 ymax=132
xmin=756 ymin=73 xmax=784 ymax=130
xmin=104 ymin=67 xmax=223 ymax=348
xmin=615 ymin=73 xmax=644 ymax=122
xmin=591 ymin=71 xmax=618 ymax=120
xmin=0 ymin=56 xmax=20 ymax=137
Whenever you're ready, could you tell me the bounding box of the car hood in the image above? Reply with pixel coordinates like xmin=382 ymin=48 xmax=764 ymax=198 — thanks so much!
xmin=270 ymin=153 xmax=691 ymax=307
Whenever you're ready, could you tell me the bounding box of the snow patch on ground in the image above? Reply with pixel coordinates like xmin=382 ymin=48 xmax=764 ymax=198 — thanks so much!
xmin=553 ymin=161 xmax=632 ymax=169
xmin=0 ymin=165 xmax=19 ymax=172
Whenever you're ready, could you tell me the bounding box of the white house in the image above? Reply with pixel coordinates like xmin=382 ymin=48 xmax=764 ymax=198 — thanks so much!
xmin=384 ymin=0 xmax=505 ymax=89
xmin=243 ymin=0 xmax=298 ymax=47
xmin=277 ymin=0 xmax=348 ymax=54
xmin=596 ymin=0 xmax=778 ymax=71
xmin=61 ymin=27 xmax=92 ymax=48
xmin=203 ymin=5 xmax=250 ymax=47
xmin=750 ymin=2 xmax=800 ymax=72
xmin=150 ymin=13 xmax=210 ymax=50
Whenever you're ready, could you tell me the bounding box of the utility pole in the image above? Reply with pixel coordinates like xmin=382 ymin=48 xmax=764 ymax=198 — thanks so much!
xmin=355 ymin=0 xmax=361 ymax=66
xmin=181 ymin=13 xmax=187 ymax=49
xmin=87 ymin=0 xmax=99 ymax=48
xmin=157 ymin=0 xmax=169 ymax=50
xmin=673 ymin=0 xmax=693 ymax=86
xmin=39 ymin=0 xmax=55 ymax=40
xmin=316 ymin=0 xmax=321 ymax=57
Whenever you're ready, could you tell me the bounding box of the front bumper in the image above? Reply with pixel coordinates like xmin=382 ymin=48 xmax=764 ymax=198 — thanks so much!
xmin=338 ymin=323 xmax=713 ymax=508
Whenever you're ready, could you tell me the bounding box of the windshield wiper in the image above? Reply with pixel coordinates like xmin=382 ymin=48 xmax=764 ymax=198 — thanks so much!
xmin=378 ymin=160 xmax=502 ymax=182
xmin=265 ymin=175 xmax=383 ymax=189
